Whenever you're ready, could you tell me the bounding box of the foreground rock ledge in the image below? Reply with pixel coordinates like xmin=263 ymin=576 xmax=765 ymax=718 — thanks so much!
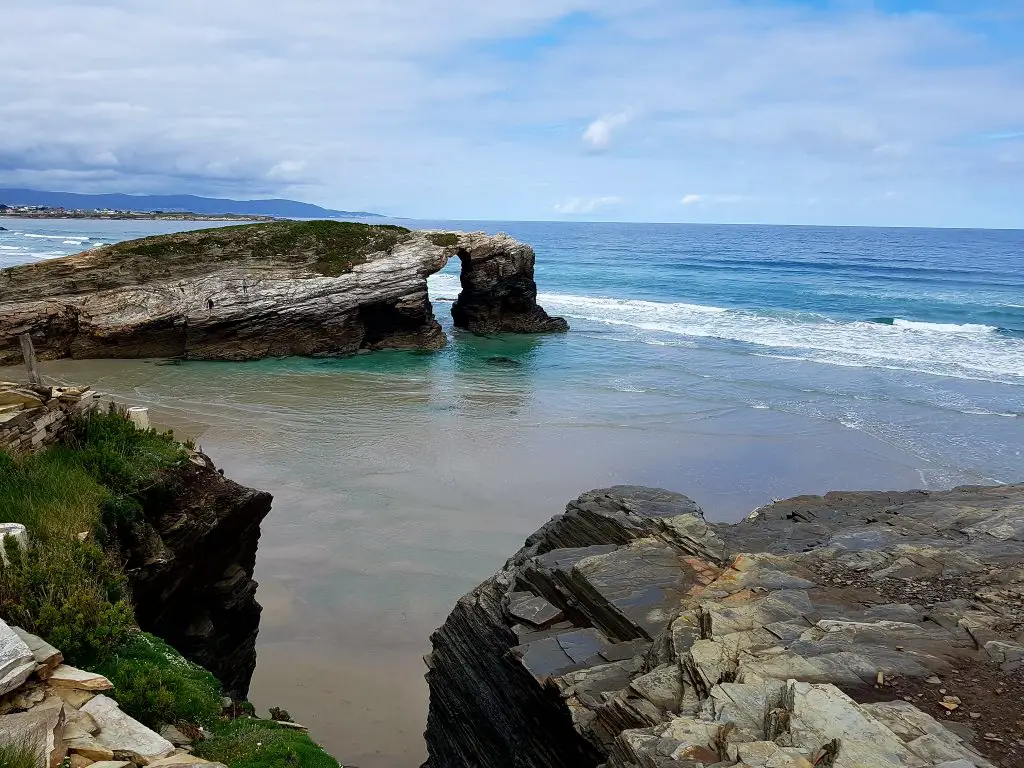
xmin=424 ymin=484 xmax=1024 ymax=767
xmin=0 ymin=221 xmax=568 ymax=362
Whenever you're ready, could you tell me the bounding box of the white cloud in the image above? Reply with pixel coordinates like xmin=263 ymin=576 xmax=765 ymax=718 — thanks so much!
xmin=582 ymin=112 xmax=632 ymax=152
xmin=554 ymin=196 xmax=622 ymax=214
xmin=681 ymin=194 xmax=746 ymax=206
xmin=0 ymin=1 xmax=1022 ymax=225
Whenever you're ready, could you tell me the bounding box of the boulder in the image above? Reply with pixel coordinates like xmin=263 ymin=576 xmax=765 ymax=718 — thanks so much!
xmin=81 ymin=695 xmax=175 ymax=766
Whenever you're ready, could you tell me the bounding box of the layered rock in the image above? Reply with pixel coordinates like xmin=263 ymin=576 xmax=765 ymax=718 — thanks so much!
xmin=111 ymin=452 xmax=271 ymax=699
xmin=424 ymin=484 xmax=1024 ymax=767
xmin=0 ymin=222 xmax=567 ymax=362
xmin=450 ymin=233 xmax=569 ymax=334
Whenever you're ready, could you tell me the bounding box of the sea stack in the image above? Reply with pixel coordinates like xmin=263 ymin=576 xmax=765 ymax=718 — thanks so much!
xmin=0 ymin=221 xmax=568 ymax=362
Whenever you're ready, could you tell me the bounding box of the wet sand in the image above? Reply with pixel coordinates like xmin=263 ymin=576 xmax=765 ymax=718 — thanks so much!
xmin=2 ymin=353 xmax=927 ymax=766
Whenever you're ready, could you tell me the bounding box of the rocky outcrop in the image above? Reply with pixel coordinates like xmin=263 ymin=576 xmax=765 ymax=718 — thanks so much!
xmin=450 ymin=233 xmax=569 ymax=334
xmin=0 ymin=222 xmax=567 ymax=362
xmin=111 ymin=452 xmax=271 ymax=699
xmin=424 ymin=484 xmax=1024 ymax=767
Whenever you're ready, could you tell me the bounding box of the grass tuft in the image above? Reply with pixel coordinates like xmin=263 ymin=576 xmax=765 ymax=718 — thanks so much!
xmin=0 ymin=741 xmax=40 ymax=768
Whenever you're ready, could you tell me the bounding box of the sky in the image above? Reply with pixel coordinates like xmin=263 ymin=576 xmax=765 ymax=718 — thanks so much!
xmin=1 ymin=0 xmax=1023 ymax=227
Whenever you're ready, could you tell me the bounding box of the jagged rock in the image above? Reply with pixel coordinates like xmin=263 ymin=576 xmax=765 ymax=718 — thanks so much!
xmin=10 ymin=627 xmax=62 ymax=677
xmin=0 ymin=618 xmax=37 ymax=696
xmin=0 ymin=704 xmax=66 ymax=768
xmin=47 ymin=665 xmax=113 ymax=692
xmin=68 ymin=755 xmax=94 ymax=768
xmin=424 ymin=483 xmax=1024 ymax=767
xmin=48 ymin=687 xmax=96 ymax=709
xmin=86 ymin=762 xmax=132 ymax=768
xmin=159 ymin=724 xmax=191 ymax=746
xmin=81 ymin=695 xmax=175 ymax=766
xmin=64 ymin=735 xmax=115 ymax=762
xmin=0 ymin=223 xmax=566 ymax=362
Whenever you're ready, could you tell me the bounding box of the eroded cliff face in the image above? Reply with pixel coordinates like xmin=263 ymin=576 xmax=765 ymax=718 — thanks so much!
xmin=0 ymin=222 xmax=567 ymax=363
xmin=424 ymin=484 xmax=1024 ymax=768
xmin=111 ymin=451 xmax=272 ymax=699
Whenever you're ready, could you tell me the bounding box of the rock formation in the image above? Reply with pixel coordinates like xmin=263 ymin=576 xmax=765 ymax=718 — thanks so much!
xmin=424 ymin=484 xmax=1024 ymax=768
xmin=111 ymin=452 xmax=272 ymax=700
xmin=0 ymin=222 xmax=567 ymax=363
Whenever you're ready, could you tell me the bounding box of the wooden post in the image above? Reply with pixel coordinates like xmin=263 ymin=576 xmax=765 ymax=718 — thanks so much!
xmin=19 ymin=333 xmax=41 ymax=386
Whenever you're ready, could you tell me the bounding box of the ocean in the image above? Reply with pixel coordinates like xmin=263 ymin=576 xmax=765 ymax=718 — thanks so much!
xmin=2 ymin=217 xmax=1022 ymax=765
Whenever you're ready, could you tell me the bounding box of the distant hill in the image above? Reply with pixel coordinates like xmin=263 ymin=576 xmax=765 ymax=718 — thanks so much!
xmin=0 ymin=188 xmax=383 ymax=219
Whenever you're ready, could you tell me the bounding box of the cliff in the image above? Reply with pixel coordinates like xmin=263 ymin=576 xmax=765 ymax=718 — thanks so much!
xmin=0 ymin=384 xmax=270 ymax=700
xmin=0 ymin=221 xmax=567 ymax=362
xmin=424 ymin=484 xmax=1024 ymax=768
xmin=111 ymin=451 xmax=271 ymax=700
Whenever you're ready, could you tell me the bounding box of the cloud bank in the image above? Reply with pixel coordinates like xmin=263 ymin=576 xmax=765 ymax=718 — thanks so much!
xmin=1 ymin=1 xmax=1022 ymax=226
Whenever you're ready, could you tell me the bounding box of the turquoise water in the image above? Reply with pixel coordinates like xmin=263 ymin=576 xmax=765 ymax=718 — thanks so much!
xmin=3 ymin=216 xmax=1023 ymax=765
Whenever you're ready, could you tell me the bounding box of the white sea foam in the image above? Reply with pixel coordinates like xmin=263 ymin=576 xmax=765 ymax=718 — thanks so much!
xmin=24 ymin=233 xmax=86 ymax=241
xmin=522 ymin=291 xmax=1024 ymax=383
xmin=891 ymin=319 xmax=996 ymax=334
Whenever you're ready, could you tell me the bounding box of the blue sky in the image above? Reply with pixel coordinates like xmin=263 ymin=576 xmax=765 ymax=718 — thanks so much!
xmin=1 ymin=0 xmax=1023 ymax=226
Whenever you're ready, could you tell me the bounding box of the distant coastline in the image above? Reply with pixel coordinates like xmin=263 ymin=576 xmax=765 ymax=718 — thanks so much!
xmin=0 ymin=205 xmax=273 ymax=222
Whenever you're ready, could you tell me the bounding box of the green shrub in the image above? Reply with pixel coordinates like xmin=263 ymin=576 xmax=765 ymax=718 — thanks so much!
xmin=63 ymin=405 xmax=188 ymax=495
xmin=194 ymin=718 xmax=342 ymax=768
xmin=0 ymin=741 xmax=40 ymax=768
xmin=94 ymin=632 xmax=222 ymax=729
xmin=0 ymin=536 xmax=133 ymax=666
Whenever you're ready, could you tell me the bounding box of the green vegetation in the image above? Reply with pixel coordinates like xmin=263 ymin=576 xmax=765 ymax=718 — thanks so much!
xmin=0 ymin=534 xmax=132 ymax=665
xmin=427 ymin=232 xmax=460 ymax=248
xmin=0 ymin=407 xmax=189 ymax=666
xmin=195 ymin=718 xmax=342 ymax=768
xmin=0 ymin=741 xmax=40 ymax=768
xmin=0 ymin=408 xmax=345 ymax=767
xmin=95 ymin=631 xmax=222 ymax=729
xmin=106 ymin=220 xmax=412 ymax=278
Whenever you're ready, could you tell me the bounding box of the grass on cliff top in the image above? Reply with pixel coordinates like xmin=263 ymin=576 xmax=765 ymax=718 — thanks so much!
xmin=95 ymin=630 xmax=223 ymax=728
xmin=195 ymin=718 xmax=343 ymax=768
xmin=0 ymin=408 xmax=190 ymax=665
xmin=108 ymin=220 xmax=412 ymax=278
